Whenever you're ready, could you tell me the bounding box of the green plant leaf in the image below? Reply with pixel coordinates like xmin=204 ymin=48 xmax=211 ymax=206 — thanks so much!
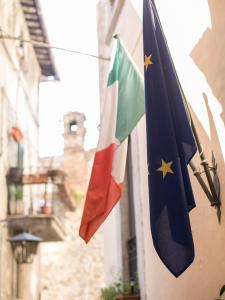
xmin=14 ymin=185 xmax=23 ymax=200
xmin=101 ymin=275 xmax=140 ymax=299
xmin=220 ymin=285 xmax=225 ymax=297
xmin=101 ymin=286 xmax=119 ymax=300
xmin=72 ymin=190 xmax=85 ymax=204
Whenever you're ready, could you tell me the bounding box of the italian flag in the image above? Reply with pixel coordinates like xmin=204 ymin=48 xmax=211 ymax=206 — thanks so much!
xmin=79 ymin=36 xmax=145 ymax=243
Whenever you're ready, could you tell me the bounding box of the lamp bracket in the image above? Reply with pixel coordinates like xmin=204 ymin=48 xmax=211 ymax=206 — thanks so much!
xmin=190 ymin=152 xmax=221 ymax=222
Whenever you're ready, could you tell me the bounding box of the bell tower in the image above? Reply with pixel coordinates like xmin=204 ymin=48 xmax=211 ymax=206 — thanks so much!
xmin=63 ymin=112 xmax=86 ymax=153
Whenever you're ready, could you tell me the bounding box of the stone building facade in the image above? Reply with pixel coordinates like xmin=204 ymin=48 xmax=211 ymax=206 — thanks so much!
xmin=40 ymin=112 xmax=105 ymax=300
xmin=0 ymin=0 xmax=58 ymax=299
xmin=0 ymin=1 xmax=104 ymax=299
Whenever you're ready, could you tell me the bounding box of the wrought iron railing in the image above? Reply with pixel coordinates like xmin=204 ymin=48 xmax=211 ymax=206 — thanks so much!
xmin=6 ymin=167 xmax=73 ymax=226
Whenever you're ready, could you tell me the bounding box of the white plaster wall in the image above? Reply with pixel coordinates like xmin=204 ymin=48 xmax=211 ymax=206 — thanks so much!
xmin=103 ymin=202 xmax=123 ymax=285
xmin=97 ymin=0 xmax=147 ymax=294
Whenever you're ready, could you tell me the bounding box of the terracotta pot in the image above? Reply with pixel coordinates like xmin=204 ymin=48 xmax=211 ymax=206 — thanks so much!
xmin=11 ymin=127 xmax=23 ymax=142
xmin=116 ymin=295 xmax=140 ymax=300
xmin=40 ymin=206 xmax=53 ymax=215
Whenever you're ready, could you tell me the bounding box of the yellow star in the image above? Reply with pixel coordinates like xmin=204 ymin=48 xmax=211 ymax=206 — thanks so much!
xmin=157 ymin=159 xmax=174 ymax=179
xmin=144 ymin=54 xmax=153 ymax=71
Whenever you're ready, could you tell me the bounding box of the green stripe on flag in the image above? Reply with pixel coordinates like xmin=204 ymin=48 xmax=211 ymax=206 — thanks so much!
xmin=107 ymin=38 xmax=145 ymax=142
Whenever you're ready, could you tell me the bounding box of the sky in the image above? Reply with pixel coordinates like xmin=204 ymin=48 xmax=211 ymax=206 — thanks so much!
xmin=38 ymin=0 xmax=100 ymax=157
xmin=37 ymin=0 xmax=213 ymax=159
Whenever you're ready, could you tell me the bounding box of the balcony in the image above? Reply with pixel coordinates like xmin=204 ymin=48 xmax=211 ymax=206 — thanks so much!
xmin=7 ymin=167 xmax=75 ymax=242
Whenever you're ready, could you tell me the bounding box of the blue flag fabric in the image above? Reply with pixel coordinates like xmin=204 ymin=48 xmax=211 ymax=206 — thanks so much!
xmin=143 ymin=0 xmax=197 ymax=277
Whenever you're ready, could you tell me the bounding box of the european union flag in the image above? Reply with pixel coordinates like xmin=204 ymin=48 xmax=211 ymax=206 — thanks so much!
xmin=143 ymin=0 xmax=197 ymax=277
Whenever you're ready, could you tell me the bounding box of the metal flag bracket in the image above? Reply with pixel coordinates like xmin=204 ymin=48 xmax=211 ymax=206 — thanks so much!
xmin=189 ymin=151 xmax=221 ymax=222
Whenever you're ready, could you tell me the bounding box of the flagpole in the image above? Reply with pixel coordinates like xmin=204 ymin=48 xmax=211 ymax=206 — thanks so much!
xmin=189 ymin=161 xmax=214 ymax=205
xmin=180 ymin=81 xmax=221 ymax=209
xmin=151 ymin=1 xmax=221 ymax=209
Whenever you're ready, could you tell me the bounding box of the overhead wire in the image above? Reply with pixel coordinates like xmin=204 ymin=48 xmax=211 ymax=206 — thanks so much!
xmin=0 ymin=28 xmax=110 ymax=62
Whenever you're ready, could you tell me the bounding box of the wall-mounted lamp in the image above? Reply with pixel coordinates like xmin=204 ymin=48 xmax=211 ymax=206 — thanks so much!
xmin=9 ymin=232 xmax=42 ymax=264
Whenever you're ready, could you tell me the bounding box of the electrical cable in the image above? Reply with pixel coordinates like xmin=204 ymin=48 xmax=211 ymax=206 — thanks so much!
xmin=0 ymin=28 xmax=110 ymax=61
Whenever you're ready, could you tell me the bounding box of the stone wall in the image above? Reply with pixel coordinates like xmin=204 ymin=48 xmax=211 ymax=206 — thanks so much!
xmin=41 ymin=207 xmax=104 ymax=300
xmin=40 ymin=112 xmax=105 ymax=300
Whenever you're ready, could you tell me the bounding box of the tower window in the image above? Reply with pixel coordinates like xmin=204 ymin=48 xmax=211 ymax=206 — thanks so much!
xmin=69 ymin=121 xmax=78 ymax=132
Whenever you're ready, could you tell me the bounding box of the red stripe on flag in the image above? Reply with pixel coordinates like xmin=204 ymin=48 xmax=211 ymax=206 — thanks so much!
xmin=79 ymin=143 xmax=122 ymax=243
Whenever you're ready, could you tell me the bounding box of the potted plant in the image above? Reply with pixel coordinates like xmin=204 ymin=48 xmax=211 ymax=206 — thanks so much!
xmin=101 ymin=286 xmax=119 ymax=300
xmin=40 ymin=183 xmax=53 ymax=215
xmin=40 ymin=203 xmax=53 ymax=215
xmin=115 ymin=279 xmax=140 ymax=300
xmin=101 ymin=277 xmax=140 ymax=300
